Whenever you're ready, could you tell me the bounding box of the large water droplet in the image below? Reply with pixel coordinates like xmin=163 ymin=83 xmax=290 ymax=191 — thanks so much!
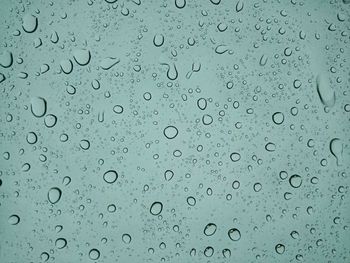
xmin=153 ymin=34 xmax=164 ymax=47
xmin=329 ymin=138 xmax=343 ymax=166
xmin=22 ymin=14 xmax=38 ymax=33
xmin=89 ymin=249 xmax=100 ymax=260
xmin=55 ymin=238 xmax=67 ymax=249
xmin=73 ymin=49 xmax=91 ymax=66
xmin=100 ymin=57 xmax=120 ymax=70
xmin=203 ymin=223 xmax=217 ymax=236
xmin=150 ymin=201 xmax=163 ymax=215
xmin=175 ymin=0 xmax=186 ymax=9
xmin=30 ymin=97 xmax=47 ymax=118
xmin=60 ymin=59 xmax=73 ymax=74
xmin=228 ymin=228 xmax=241 ymax=241
xmin=163 ymin=125 xmax=178 ymax=139
xmin=289 ymin=174 xmax=302 ymax=188
xmin=316 ymin=74 xmax=335 ymax=107
xmin=103 ymin=170 xmax=118 ymax=184
xmin=8 ymin=214 xmax=20 ymax=225
xmin=0 ymin=50 xmax=13 ymax=68
xmin=48 ymin=187 xmax=62 ymax=204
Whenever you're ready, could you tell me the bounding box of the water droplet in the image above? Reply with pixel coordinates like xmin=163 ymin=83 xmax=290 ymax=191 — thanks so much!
xmin=175 ymin=0 xmax=186 ymax=9
xmin=44 ymin=114 xmax=57 ymax=128
xmin=230 ymin=152 xmax=241 ymax=162
xmin=210 ymin=0 xmax=221 ymax=5
xmin=40 ymin=252 xmax=49 ymax=262
xmin=89 ymin=249 xmax=100 ymax=260
xmin=204 ymin=246 xmax=214 ymax=257
xmin=55 ymin=238 xmax=67 ymax=249
xmin=265 ymin=142 xmax=276 ymax=152
xmin=122 ymin=233 xmax=132 ymax=244
xmin=163 ymin=126 xmax=178 ymax=139
xmin=80 ymin=139 xmax=90 ymax=150
xmin=253 ymin=182 xmax=262 ymax=192
xmin=0 ymin=50 xmax=13 ymax=68
xmin=259 ymin=54 xmax=268 ymax=66
xmin=30 ymin=97 xmax=47 ymax=118
xmin=222 ymin=248 xmax=231 ymax=258
xmin=203 ymin=223 xmax=217 ymax=236
xmin=100 ymin=57 xmax=120 ymax=70
xmin=228 ymin=228 xmax=241 ymax=241
xmin=215 ymin=45 xmax=228 ymax=54
xmin=236 ymin=0 xmax=244 ymax=12
xmin=73 ymin=49 xmax=91 ymax=66
xmin=113 ymin=105 xmax=124 ymax=114
xmin=103 ymin=170 xmax=118 ymax=184
xmin=8 ymin=214 xmax=20 ymax=225
xmin=164 ymin=170 xmax=174 ymax=181
xmin=50 ymin=31 xmax=59 ymax=43
xmin=197 ymin=98 xmax=207 ymax=110
xmin=48 ymin=187 xmax=62 ymax=204
xmin=202 ymin=114 xmax=213 ymax=125
xmin=150 ymin=201 xmax=163 ymax=215
xmin=272 ymin=112 xmax=284 ymax=125
xmin=26 ymin=132 xmax=38 ymax=144
xmin=186 ymin=196 xmax=196 ymax=206
xmin=329 ymin=138 xmax=343 ymax=166
xmin=316 ymin=74 xmax=335 ymax=108
xmin=22 ymin=14 xmax=38 ymax=33
xmin=275 ymin=244 xmax=285 ymax=254
xmin=289 ymin=174 xmax=302 ymax=188
xmin=60 ymin=59 xmax=73 ymax=74
xmin=153 ymin=34 xmax=164 ymax=47
xmin=162 ymin=63 xmax=178 ymax=80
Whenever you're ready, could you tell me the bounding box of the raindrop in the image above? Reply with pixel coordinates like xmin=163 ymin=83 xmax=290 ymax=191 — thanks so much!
xmin=329 ymin=138 xmax=343 ymax=166
xmin=44 ymin=114 xmax=57 ymax=128
xmin=0 ymin=50 xmax=13 ymax=68
xmin=186 ymin=196 xmax=196 ymax=206
xmin=228 ymin=228 xmax=241 ymax=241
xmin=8 ymin=214 xmax=20 ymax=225
xmin=203 ymin=223 xmax=217 ymax=236
xmin=222 ymin=248 xmax=231 ymax=258
xmin=103 ymin=170 xmax=118 ymax=184
xmin=30 ymin=97 xmax=47 ymax=118
xmin=175 ymin=0 xmax=186 ymax=9
xmin=272 ymin=112 xmax=284 ymax=125
xmin=275 ymin=244 xmax=285 ymax=254
xmin=163 ymin=126 xmax=178 ymax=139
xmin=202 ymin=114 xmax=213 ymax=125
xmin=265 ymin=142 xmax=276 ymax=152
xmin=80 ymin=139 xmax=90 ymax=150
xmin=48 ymin=187 xmax=62 ymax=204
xmin=73 ymin=49 xmax=91 ymax=66
xmin=204 ymin=246 xmax=214 ymax=257
xmin=289 ymin=174 xmax=302 ymax=188
xmin=60 ymin=59 xmax=73 ymax=74
xmin=113 ymin=105 xmax=124 ymax=114
xmin=55 ymin=238 xmax=67 ymax=249
xmin=100 ymin=57 xmax=120 ymax=70
xmin=153 ymin=34 xmax=164 ymax=47
xmin=22 ymin=14 xmax=38 ymax=33
xmin=236 ymin=0 xmax=244 ymax=12
xmin=164 ymin=170 xmax=174 ymax=181
xmin=230 ymin=152 xmax=241 ymax=162
xmin=26 ymin=132 xmax=38 ymax=144
xmin=197 ymin=98 xmax=207 ymax=110
xmin=122 ymin=234 xmax=132 ymax=244
xmin=150 ymin=201 xmax=163 ymax=215
xmin=89 ymin=249 xmax=100 ymax=260
xmin=316 ymin=74 xmax=335 ymax=108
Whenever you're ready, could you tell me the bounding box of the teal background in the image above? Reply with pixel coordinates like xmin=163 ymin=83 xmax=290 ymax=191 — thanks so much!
xmin=0 ymin=0 xmax=349 ymax=262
